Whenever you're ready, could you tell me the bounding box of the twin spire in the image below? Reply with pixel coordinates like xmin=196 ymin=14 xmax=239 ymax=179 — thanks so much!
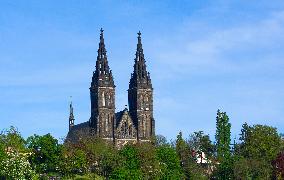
xmin=91 ymin=29 xmax=151 ymax=89
xmin=69 ymin=29 xmax=152 ymax=130
xmin=130 ymin=31 xmax=152 ymax=89
xmin=91 ymin=28 xmax=114 ymax=88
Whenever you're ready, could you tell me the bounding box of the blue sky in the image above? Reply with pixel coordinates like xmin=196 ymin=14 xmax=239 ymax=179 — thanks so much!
xmin=0 ymin=0 xmax=284 ymax=141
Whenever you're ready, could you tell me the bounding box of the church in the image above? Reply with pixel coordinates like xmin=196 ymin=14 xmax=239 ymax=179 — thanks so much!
xmin=67 ymin=29 xmax=155 ymax=146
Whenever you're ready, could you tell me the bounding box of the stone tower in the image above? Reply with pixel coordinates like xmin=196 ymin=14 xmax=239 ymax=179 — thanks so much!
xmin=89 ymin=29 xmax=116 ymax=140
xmin=128 ymin=31 xmax=155 ymax=140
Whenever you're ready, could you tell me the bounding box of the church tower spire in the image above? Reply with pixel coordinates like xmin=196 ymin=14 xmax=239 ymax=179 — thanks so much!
xmin=129 ymin=31 xmax=152 ymax=88
xmin=90 ymin=29 xmax=116 ymax=140
xmin=69 ymin=101 xmax=75 ymax=130
xmin=128 ymin=31 xmax=154 ymax=140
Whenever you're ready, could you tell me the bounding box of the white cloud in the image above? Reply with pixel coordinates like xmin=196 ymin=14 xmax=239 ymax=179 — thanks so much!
xmin=149 ymin=10 xmax=284 ymax=79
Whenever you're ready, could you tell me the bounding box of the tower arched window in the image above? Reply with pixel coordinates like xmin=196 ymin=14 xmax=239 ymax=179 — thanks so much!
xmin=143 ymin=117 xmax=146 ymax=137
xmin=105 ymin=116 xmax=109 ymax=132
xmin=107 ymin=93 xmax=111 ymax=106
xmin=102 ymin=92 xmax=105 ymax=106
xmin=140 ymin=95 xmax=143 ymax=110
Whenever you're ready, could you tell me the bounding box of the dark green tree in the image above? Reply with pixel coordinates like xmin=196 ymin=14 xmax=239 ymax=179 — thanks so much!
xmin=233 ymin=156 xmax=272 ymax=179
xmin=58 ymin=143 xmax=88 ymax=178
xmin=176 ymin=132 xmax=206 ymax=179
xmin=136 ymin=142 xmax=161 ymax=179
xmin=81 ymin=137 xmax=118 ymax=177
xmin=26 ymin=133 xmax=62 ymax=174
xmin=0 ymin=126 xmax=26 ymax=152
xmin=188 ymin=131 xmax=215 ymax=159
xmin=239 ymin=123 xmax=282 ymax=162
xmin=154 ymin=134 xmax=168 ymax=147
xmin=274 ymin=151 xmax=284 ymax=179
xmin=235 ymin=123 xmax=283 ymax=179
xmin=110 ymin=145 xmax=143 ymax=180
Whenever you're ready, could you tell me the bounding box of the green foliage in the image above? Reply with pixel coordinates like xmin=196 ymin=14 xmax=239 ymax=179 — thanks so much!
xmin=239 ymin=123 xmax=282 ymax=162
xmin=233 ymin=156 xmax=272 ymax=179
xmin=188 ymin=131 xmax=215 ymax=158
xmin=59 ymin=144 xmax=88 ymax=178
xmin=27 ymin=133 xmax=62 ymax=173
xmin=156 ymin=145 xmax=184 ymax=179
xmin=233 ymin=123 xmax=283 ymax=179
xmin=0 ymin=127 xmax=37 ymax=179
xmin=136 ymin=142 xmax=161 ymax=178
xmin=0 ymin=126 xmax=26 ymax=152
xmin=176 ymin=132 xmax=207 ymax=179
xmin=215 ymin=110 xmax=231 ymax=161
xmin=0 ymin=112 xmax=282 ymax=179
xmin=274 ymin=151 xmax=284 ymax=179
xmin=81 ymin=137 xmax=118 ymax=177
xmin=110 ymin=145 xmax=143 ymax=179
xmin=154 ymin=134 xmax=169 ymax=147
xmin=0 ymin=151 xmax=37 ymax=180
xmin=215 ymin=110 xmax=233 ymax=179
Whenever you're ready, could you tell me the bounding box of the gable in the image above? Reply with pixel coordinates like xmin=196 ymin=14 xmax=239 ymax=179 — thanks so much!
xmin=116 ymin=109 xmax=137 ymax=140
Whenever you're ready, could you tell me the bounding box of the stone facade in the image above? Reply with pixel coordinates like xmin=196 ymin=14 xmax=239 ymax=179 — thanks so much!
xmin=67 ymin=29 xmax=154 ymax=145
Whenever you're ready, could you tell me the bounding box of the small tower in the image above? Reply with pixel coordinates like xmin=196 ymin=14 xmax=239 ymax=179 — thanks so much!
xmin=90 ymin=29 xmax=116 ymax=140
xmin=128 ymin=31 xmax=155 ymax=140
xmin=69 ymin=101 xmax=75 ymax=130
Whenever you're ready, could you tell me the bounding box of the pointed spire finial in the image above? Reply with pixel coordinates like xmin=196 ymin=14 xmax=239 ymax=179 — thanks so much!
xmin=69 ymin=96 xmax=72 ymax=108
xmin=137 ymin=31 xmax=143 ymax=52
xmin=100 ymin=28 xmax=104 ymax=41
xmin=100 ymin=28 xmax=104 ymax=36
xmin=69 ymin=96 xmax=74 ymax=118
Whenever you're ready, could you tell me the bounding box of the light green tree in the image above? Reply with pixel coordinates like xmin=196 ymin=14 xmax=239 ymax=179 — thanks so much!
xmin=156 ymin=144 xmax=184 ymax=179
xmin=0 ymin=127 xmax=37 ymax=179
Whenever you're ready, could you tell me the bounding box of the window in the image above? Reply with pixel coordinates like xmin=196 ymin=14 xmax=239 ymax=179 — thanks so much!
xmin=105 ymin=117 xmax=108 ymax=132
xmin=102 ymin=92 xmax=105 ymax=106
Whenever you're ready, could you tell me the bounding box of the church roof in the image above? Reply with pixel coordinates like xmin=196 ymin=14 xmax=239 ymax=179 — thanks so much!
xmin=66 ymin=121 xmax=90 ymax=142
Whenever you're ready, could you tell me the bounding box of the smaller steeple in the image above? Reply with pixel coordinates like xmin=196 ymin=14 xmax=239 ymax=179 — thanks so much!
xmin=69 ymin=100 xmax=75 ymax=130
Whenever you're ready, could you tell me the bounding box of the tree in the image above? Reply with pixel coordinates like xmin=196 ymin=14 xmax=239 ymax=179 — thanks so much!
xmin=188 ymin=131 xmax=215 ymax=159
xmin=239 ymin=123 xmax=282 ymax=162
xmin=233 ymin=156 xmax=272 ymax=179
xmin=215 ymin=109 xmax=233 ymax=179
xmin=274 ymin=151 xmax=284 ymax=179
xmin=0 ymin=151 xmax=37 ymax=180
xmin=81 ymin=137 xmax=118 ymax=177
xmin=0 ymin=127 xmax=37 ymax=179
xmin=237 ymin=123 xmax=283 ymax=179
xmin=187 ymin=131 xmax=215 ymax=178
xmin=176 ymin=132 xmax=206 ymax=179
xmin=136 ymin=142 xmax=161 ymax=179
xmin=154 ymin=134 xmax=169 ymax=147
xmin=0 ymin=126 xmax=26 ymax=152
xmin=58 ymin=143 xmax=88 ymax=178
xmin=110 ymin=145 xmax=143 ymax=179
xmin=26 ymin=133 xmax=62 ymax=174
xmin=156 ymin=144 xmax=184 ymax=179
